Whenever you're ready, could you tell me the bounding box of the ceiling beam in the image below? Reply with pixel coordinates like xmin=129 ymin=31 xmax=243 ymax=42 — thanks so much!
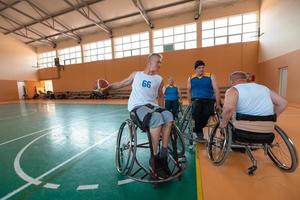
xmin=194 ymin=0 xmax=202 ymax=20
xmin=63 ymin=0 xmax=112 ymax=36
xmin=0 ymin=0 xmax=81 ymax=43
xmin=25 ymin=0 xmax=81 ymax=42
xmin=0 ymin=0 xmax=22 ymax=12
xmin=4 ymin=0 xmax=105 ymax=35
xmin=131 ymin=0 xmax=153 ymax=28
xmin=0 ymin=13 xmax=56 ymax=47
xmin=25 ymin=0 xmax=195 ymax=45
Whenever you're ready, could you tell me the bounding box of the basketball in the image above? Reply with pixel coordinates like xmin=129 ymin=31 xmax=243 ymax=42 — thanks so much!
xmin=94 ymin=79 xmax=109 ymax=90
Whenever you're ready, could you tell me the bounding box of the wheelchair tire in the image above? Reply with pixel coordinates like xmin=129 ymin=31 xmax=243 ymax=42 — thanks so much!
xmin=178 ymin=105 xmax=192 ymax=133
xmin=267 ymin=125 xmax=298 ymax=172
xmin=116 ymin=119 xmax=137 ymax=175
xmin=207 ymin=122 xmax=232 ymax=166
xmin=168 ymin=124 xmax=186 ymax=158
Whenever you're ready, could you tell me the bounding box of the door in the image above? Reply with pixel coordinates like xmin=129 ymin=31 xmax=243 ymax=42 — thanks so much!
xmin=279 ymin=67 xmax=288 ymax=97
xmin=17 ymin=81 xmax=25 ymax=99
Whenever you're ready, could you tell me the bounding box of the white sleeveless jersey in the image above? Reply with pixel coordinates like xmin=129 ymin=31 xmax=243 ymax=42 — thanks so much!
xmin=233 ymin=83 xmax=274 ymax=116
xmin=128 ymin=71 xmax=163 ymax=111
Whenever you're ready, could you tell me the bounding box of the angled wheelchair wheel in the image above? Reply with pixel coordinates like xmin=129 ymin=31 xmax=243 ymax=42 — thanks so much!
xmin=207 ymin=122 xmax=232 ymax=165
xmin=116 ymin=119 xmax=137 ymax=175
xmin=267 ymin=125 xmax=298 ymax=172
xmin=178 ymin=105 xmax=192 ymax=133
xmin=168 ymin=124 xmax=186 ymax=158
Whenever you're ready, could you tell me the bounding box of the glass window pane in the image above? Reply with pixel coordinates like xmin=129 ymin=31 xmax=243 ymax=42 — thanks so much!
xmin=115 ymin=38 xmax=122 ymax=45
xmin=185 ymin=41 xmax=196 ymax=49
xmin=243 ymin=13 xmax=257 ymax=23
xmin=243 ymin=32 xmax=258 ymax=42
xmin=215 ymin=37 xmax=227 ymax=45
xmin=215 ymin=27 xmax=227 ymax=37
xmin=186 ymin=32 xmax=196 ymax=41
xmin=140 ymin=48 xmax=149 ymax=55
xmin=229 ymin=35 xmax=241 ymax=43
xmin=91 ymin=55 xmax=97 ymax=61
xmin=132 ymin=49 xmax=140 ymax=56
xmin=229 ymin=15 xmax=242 ymax=25
xmin=215 ymin=18 xmax=227 ymax=28
xmin=97 ymin=42 xmax=104 ymax=48
xmin=98 ymin=48 xmax=104 ymax=54
xmin=105 ymin=53 xmax=112 ymax=60
xmin=140 ymin=40 xmax=149 ymax=47
xmin=140 ymin=32 xmax=149 ymax=40
xmin=105 ymin=47 xmax=111 ymax=53
xmin=123 ymin=36 xmax=131 ymax=43
xmin=115 ymin=52 xmax=123 ymax=58
xmin=174 ymin=42 xmax=184 ymax=50
xmin=174 ymin=25 xmax=184 ymax=34
xmin=202 ymin=29 xmax=214 ymax=38
xmin=91 ymin=43 xmax=97 ymax=49
xmin=185 ymin=23 xmax=196 ymax=32
xmin=132 ymin=41 xmax=140 ymax=49
xmin=123 ymin=50 xmax=131 ymax=57
xmin=97 ymin=55 xmax=104 ymax=60
xmin=202 ymin=38 xmax=214 ymax=47
xmin=154 ymin=38 xmax=163 ymax=45
xmin=153 ymin=45 xmax=163 ymax=53
xmin=85 ymin=57 xmax=91 ymax=62
xmin=131 ymin=34 xmax=140 ymax=42
xmin=91 ymin=49 xmax=97 ymax=55
xmin=163 ymin=27 xmax=173 ymax=36
xmin=115 ymin=45 xmax=123 ymax=51
xmin=104 ymin=40 xmax=111 ymax=46
xmin=153 ymin=30 xmax=162 ymax=38
xmin=164 ymin=36 xmax=173 ymax=44
xmin=229 ymin=25 xmax=242 ymax=35
xmin=75 ymin=46 xmax=80 ymax=51
xmin=123 ymin=43 xmax=131 ymax=50
xmin=174 ymin=34 xmax=184 ymax=42
xmin=202 ymin=20 xmax=214 ymax=30
xmin=243 ymin=23 xmax=257 ymax=33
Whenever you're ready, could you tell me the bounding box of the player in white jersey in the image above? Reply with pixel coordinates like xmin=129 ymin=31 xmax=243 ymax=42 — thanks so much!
xmin=220 ymin=71 xmax=288 ymax=129
xmin=104 ymin=53 xmax=173 ymax=178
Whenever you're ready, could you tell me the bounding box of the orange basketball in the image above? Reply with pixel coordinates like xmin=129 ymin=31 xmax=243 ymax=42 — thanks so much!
xmin=95 ymin=79 xmax=109 ymax=90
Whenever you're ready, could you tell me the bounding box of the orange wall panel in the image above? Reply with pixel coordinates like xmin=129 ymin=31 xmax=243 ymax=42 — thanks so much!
xmin=0 ymin=80 xmax=18 ymax=101
xmin=258 ymin=49 xmax=300 ymax=104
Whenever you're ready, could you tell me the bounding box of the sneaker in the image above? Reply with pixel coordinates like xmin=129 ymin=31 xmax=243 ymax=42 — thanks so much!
xmin=149 ymin=156 xmax=169 ymax=180
xmin=160 ymin=156 xmax=171 ymax=177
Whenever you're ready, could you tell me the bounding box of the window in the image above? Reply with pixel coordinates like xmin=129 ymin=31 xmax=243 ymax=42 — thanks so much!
xmin=58 ymin=45 xmax=82 ymax=65
xmin=202 ymin=12 xmax=258 ymax=47
xmin=153 ymin=23 xmax=197 ymax=53
xmin=37 ymin=51 xmax=56 ymax=68
xmin=83 ymin=39 xmax=112 ymax=62
xmin=114 ymin=32 xmax=150 ymax=58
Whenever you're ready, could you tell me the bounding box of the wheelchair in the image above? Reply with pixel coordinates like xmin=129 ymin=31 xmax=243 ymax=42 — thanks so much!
xmin=177 ymin=105 xmax=219 ymax=145
xmin=115 ymin=111 xmax=187 ymax=184
xmin=207 ymin=116 xmax=298 ymax=175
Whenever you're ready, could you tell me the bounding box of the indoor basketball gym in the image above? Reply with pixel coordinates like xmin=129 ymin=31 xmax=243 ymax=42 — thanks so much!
xmin=0 ymin=0 xmax=299 ymax=200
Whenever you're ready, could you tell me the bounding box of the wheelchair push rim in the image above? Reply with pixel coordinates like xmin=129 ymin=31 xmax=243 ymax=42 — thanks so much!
xmin=207 ymin=123 xmax=232 ymax=166
xmin=267 ymin=125 xmax=298 ymax=172
xmin=116 ymin=119 xmax=136 ymax=175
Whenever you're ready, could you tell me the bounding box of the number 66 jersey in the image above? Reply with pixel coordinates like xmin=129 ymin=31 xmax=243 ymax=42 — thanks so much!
xmin=128 ymin=71 xmax=163 ymax=111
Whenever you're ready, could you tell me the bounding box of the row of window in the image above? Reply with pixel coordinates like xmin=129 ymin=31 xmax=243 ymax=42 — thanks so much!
xmin=38 ymin=12 xmax=258 ymax=68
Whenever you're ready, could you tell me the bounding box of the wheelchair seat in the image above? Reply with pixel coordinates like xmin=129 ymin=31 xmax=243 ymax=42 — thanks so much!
xmin=233 ymin=128 xmax=275 ymax=144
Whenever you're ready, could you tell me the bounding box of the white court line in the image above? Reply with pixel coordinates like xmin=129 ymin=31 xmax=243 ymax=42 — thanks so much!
xmin=77 ymin=184 xmax=99 ymax=190
xmin=0 ymin=108 xmax=125 ymax=147
xmin=117 ymin=179 xmax=135 ymax=185
xmin=1 ymin=133 xmax=115 ymax=200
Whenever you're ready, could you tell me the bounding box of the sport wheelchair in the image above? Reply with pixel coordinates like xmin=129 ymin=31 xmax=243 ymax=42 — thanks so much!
xmin=207 ymin=114 xmax=298 ymax=175
xmin=116 ymin=110 xmax=187 ymax=183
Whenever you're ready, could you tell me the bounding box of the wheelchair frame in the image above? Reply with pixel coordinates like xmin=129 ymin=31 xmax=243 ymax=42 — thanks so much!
xmin=115 ymin=119 xmax=187 ymax=183
xmin=207 ymin=121 xmax=298 ymax=175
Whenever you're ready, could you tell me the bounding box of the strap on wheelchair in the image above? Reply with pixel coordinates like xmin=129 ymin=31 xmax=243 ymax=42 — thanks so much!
xmin=236 ymin=113 xmax=277 ymax=122
xmin=130 ymin=104 xmax=167 ymax=132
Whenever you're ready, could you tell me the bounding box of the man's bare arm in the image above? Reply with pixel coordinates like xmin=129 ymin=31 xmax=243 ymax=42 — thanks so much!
xmin=158 ymin=81 xmax=165 ymax=107
xmin=270 ymin=90 xmax=288 ymax=116
xmin=220 ymin=87 xmax=238 ymax=128
xmin=106 ymin=72 xmax=136 ymax=91
xmin=211 ymin=74 xmax=221 ymax=109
